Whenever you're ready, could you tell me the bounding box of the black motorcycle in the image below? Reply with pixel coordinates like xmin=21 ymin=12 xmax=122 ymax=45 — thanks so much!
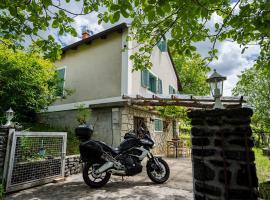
xmin=75 ymin=125 xmax=170 ymax=188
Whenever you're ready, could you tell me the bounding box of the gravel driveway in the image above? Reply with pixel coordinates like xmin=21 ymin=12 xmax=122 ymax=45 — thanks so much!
xmin=6 ymin=157 xmax=193 ymax=200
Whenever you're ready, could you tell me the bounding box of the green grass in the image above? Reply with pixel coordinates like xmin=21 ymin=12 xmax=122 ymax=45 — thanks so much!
xmin=254 ymin=148 xmax=270 ymax=183
xmin=254 ymin=148 xmax=270 ymax=199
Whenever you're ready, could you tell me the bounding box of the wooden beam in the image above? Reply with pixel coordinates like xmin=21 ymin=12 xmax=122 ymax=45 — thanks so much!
xmin=100 ymin=35 xmax=107 ymax=39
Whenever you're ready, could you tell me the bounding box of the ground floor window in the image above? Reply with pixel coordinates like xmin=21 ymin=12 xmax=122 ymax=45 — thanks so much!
xmin=154 ymin=119 xmax=163 ymax=132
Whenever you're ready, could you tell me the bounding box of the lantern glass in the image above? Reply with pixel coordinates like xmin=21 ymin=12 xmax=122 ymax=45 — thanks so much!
xmin=5 ymin=108 xmax=14 ymax=123
xmin=209 ymin=78 xmax=224 ymax=98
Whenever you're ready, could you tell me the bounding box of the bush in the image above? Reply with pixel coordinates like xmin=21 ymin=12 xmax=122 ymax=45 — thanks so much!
xmin=0 ymin=42 xmax=58 ymax=122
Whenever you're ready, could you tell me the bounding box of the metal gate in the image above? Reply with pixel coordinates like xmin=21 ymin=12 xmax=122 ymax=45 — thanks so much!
xmin=4 ymin=131 xmax=67 ymax=192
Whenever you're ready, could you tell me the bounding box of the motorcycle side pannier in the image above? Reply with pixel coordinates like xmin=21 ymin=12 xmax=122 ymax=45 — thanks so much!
xmin=79 ymin=140 xmax=104 ymax=163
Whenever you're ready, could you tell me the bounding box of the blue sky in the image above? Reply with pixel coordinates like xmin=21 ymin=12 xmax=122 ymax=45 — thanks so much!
xmin=52 ymin=2 xmax=259 ymax=96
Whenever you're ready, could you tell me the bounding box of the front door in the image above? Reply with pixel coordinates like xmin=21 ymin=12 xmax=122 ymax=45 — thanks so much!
xmin=133 ymin=117 xmax=146 ymax=132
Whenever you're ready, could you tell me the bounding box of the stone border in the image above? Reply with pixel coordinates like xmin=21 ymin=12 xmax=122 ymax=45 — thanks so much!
xmin=64 ymin=155 xmax=82 ymax=177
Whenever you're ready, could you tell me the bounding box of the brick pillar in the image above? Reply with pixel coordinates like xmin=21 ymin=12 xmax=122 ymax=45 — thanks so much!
xmin=188 ymin=108 xmax=258 ymax=200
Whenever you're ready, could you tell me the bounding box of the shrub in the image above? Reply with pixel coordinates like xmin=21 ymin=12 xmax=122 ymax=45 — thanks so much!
xmin=0 ymin=42 xmax=58 ymax=122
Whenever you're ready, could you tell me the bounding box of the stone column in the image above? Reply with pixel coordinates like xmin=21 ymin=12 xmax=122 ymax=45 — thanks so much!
xmin=0 ymin=128 xmax=10 ymax=184
xmin=188 ymin=108 xmax=258 ymax=200
xmin=112 ymin=108 xmax=121 ymax=147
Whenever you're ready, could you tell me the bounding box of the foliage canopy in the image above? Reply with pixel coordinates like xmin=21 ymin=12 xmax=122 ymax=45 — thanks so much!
xmin=233 ymin=65 xmax=270 ymax=134
xmin=0 ymin=42 xmax=58 ymax=122
xmin=0 ymin=0 xmax=268 ymax=68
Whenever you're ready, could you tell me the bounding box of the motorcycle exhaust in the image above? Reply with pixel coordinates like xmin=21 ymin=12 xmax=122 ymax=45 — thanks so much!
xmin=108 ymin=169 xmax=126 ymax=176
xmin=95 ymin=162 xmax=114 ymax=174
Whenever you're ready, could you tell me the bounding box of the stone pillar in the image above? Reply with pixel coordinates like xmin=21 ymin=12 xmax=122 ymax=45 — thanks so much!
xmin=0 ymin=128 xmax=10 ymax=184
xmin=188 ymin=108 xmax=258 ymax=200
xmin=112 ymin=108 xmax=121 ymax=147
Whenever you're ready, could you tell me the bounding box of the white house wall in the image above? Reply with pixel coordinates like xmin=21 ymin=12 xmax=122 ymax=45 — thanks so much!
xmin=54 ymin=32 xmax=122 ymax=106
xmin=129 ymin=39 xmax=178 ymax=96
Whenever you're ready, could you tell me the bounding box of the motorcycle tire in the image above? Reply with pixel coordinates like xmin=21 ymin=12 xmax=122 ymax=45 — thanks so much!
xmin=146 ymin=157 xmax=170 ymax=184
xmin=83 ymin=162 xmax=111 ymax=188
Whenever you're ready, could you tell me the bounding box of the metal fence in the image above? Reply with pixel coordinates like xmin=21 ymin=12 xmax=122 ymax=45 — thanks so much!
xmin=4 ymin=131 xmax=66 ymax=193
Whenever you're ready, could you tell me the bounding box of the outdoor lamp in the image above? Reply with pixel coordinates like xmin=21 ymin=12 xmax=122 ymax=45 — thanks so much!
xmin=206 ymin=69 xmax=227 ymax=109
xmin=4 ymin=107 xmax=14 ymax=127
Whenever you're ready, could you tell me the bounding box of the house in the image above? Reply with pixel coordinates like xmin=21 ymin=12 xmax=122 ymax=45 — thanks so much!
xmin=39 ymin=23 xmax=182 ymax=154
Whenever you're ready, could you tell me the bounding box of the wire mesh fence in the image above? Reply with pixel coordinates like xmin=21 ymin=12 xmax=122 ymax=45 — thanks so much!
xmin=5 ymin=132 xmax=66 ymax=192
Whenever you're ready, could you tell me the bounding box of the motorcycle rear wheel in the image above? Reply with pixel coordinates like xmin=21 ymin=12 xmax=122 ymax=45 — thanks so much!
xmin=146 ymin=157 xmax=170 ymax=184
xmin=83 ymin=162 xmax=111 ymax=188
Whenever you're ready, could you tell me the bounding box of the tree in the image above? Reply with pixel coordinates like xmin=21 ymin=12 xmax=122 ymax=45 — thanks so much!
xmin=174 ymin=53 xmax=211 ymax=95
xmin=0 ymin=1 xmax=269 ymax=67
xmin=233 ymin=66 xmax=270 ymax=135
xmin=157 ymin=53 xmax=210 ymax=132
xmin=0 ymin=41 xmax=58 ymax=122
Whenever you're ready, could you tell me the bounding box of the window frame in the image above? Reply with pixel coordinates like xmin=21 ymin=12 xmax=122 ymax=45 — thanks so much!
xmin=169 ymin=85 xmax=176 ymax=94
xmin=55 ymin=66 xmax=66 ymax=98
xmin=148 ymin=72 xmax=157 ymax=93
xmin=154 ymin=118 xmax=163 ymax=132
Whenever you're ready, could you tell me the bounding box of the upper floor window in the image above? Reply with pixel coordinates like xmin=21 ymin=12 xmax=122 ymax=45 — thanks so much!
xmin=157 ymin=40 xmax=167 ymax=52
xmin=169 ymin=85 xmax=176 ymax=94
xmin=141 ymin=69 xmax=163 ymax=94
xmin=55 ymin=68 xmax=65 ymax=97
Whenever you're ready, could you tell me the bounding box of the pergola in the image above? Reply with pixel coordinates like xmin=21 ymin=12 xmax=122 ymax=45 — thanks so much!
xmin=122 ymin=94 xmax=246 ymax=109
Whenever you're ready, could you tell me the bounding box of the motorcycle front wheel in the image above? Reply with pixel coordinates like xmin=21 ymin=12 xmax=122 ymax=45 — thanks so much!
xmin=146 ymin=157 xmax=170 ymax=184
xmin=83 ymin=162 xmax=111 ymax=188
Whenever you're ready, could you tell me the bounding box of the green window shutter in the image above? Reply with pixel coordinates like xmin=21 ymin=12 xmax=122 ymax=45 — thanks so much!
xmin=149 ymin=73 xmax=157 ymax=93
xmin=141 ymin=69 xmax=149 ymax=88
xmin=169 ymin=85 xmax=176 ymax=94
xmin=169 ymin=85 xmax=173 ymax=94
xmin=56 ymin=68 xmax=65 ymax=96
xmin=157 ymin=40 xmax=167 ymax=52
xmin=157 ymin=78 xmax=163 ymax=94
xmin=154 ymin=119 xmax=163 ymax=132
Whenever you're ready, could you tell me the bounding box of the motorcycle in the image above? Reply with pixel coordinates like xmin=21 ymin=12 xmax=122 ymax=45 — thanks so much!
xmin=75 ymin=125 xmax=170 ymax=188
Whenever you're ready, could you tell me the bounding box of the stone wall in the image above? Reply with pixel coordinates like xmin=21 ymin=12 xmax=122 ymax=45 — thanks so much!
xmin=188 ymin=108 xmax=258 ymax=200
xmin=120 ymin=106 xmax=174 ymax=155
xmin=64 ymin=155 xmax=82 ymax=177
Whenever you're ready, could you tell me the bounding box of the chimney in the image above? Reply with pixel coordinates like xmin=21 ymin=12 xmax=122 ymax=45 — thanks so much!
xmin=82 ymin=31 xmax=90 ymax=39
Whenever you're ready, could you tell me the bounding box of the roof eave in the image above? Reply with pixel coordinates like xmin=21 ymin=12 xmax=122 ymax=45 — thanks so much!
xmin=61 ymin=23 xmax=128 ymax=53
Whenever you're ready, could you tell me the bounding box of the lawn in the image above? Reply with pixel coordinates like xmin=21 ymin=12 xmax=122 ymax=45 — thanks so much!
xmin=254 ymin=148 xmax=270 ymax=199
xmin=254 ymin=148 xmax=270 ymax=183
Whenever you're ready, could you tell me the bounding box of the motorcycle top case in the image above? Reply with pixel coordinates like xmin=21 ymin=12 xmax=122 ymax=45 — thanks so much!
xmin=79 ymin=140 xmax=104 ymax=163
xmin=75 ymin=124 xmax=93 ymax=142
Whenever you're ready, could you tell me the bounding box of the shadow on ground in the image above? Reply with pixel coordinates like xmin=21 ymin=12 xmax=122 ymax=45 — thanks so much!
xmin=6 ymin=158 xmax=193 ymax=200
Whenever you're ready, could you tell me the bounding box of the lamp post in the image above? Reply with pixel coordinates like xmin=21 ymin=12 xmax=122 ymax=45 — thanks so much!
xmin=3 ymin=108 xmax=14 ymax=127
xmin=207 ymin=69 xmax=227 ymax=109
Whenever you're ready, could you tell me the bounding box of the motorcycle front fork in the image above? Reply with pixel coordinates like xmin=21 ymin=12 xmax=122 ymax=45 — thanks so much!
xmin=147 ymin=152 xmax=163 ymax=172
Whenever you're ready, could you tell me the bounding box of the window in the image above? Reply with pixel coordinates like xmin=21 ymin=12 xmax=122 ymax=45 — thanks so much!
xmin=141 ymin=69 xmax=149 ymax=88
xmin=154 ymin=119 xmax=163 ymax=132
xmin=141 ymin=69 xmax=159 ymax=94
xmin=149 ymin=72 xmax=157 ymax=93
xmin=55 ymin=68 xmax=65 ymax=97
xmin=157 ymin=40 xmax=167 ymax=52
xmin=169 ymin=85 xmax=176 ymax=94
xmin=157 ymin=78 xmax=163 ymax=94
